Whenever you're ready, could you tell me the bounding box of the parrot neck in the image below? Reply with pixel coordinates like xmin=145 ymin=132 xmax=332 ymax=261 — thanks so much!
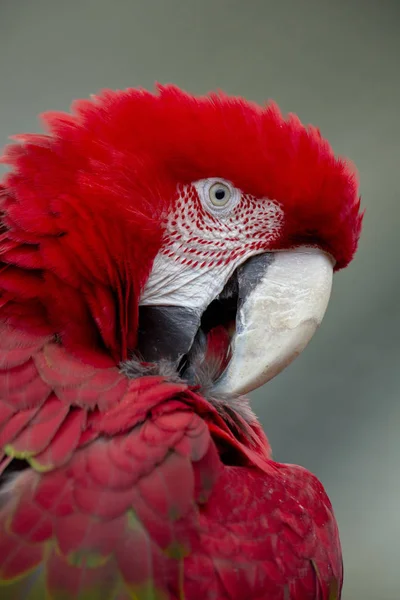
xmin=118 ymin=354 xmax=270 ymax=461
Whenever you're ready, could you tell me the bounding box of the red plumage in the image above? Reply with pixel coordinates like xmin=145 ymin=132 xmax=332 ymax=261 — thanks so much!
xmin=0 ymin=84 xmax=362 ymax=599
xmin=0 ymin=325 xmax=341 ymax=599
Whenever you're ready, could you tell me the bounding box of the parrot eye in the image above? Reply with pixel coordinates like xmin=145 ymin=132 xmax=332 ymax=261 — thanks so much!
xmin=194 ymin=178 xmax=239 ymax=215
xmin=209 ymin=182 xmax=232 ymax=207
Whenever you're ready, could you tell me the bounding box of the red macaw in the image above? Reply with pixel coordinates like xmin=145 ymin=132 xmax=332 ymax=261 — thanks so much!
xmin=0 ymin=85 xmax=363 ymax=599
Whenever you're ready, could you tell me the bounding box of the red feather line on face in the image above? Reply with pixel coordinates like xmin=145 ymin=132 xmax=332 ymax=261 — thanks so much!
xmin=0 ymin=84 xmax=363 ymax=367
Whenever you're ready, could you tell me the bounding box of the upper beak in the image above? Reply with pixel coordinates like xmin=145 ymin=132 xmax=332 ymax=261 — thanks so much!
xmin=213 ymin=247 xmax=334 ymax=395
xmin=137 ymin=246 xmax=334 ymax=396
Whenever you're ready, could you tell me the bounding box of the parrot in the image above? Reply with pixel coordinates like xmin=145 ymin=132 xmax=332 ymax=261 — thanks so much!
xmin=0 ymin=84 xmax=363 ymax=600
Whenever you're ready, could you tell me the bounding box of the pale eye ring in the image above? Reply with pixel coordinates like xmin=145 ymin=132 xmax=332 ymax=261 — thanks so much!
xmin=208 ymin=182 xmax=232 ymax=207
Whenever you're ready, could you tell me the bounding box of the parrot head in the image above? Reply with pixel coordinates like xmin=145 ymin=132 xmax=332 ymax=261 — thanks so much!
xmin=0 ymin=84 xmax=363 ymax=399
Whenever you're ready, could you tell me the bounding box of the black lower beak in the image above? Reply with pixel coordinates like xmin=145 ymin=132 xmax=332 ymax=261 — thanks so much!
xmin=136 ymin=305 xmax=202 ymax=364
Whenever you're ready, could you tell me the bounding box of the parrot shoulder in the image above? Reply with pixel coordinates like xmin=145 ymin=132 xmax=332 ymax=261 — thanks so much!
xmin=186 ymin=460 xmax=343 ymax=599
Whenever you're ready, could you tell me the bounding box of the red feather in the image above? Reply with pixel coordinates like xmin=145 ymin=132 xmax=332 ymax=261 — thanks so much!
xmin=0 ymin=85 xmax=355 ymax=598
xmin=0 ymin=326 xmax=342 ymax=598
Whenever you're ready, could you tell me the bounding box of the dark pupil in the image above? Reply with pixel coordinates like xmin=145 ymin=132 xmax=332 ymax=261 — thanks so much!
xmin=215 ymin=188 xmax=226 ymax=200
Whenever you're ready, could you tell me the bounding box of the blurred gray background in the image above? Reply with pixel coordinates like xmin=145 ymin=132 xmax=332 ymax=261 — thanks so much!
xmin=1 ymin=1 xmax=399 ymax=598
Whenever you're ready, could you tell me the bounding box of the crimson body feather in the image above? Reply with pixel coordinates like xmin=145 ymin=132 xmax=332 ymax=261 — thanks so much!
xmin=0 ymin=84 xmax=362 ymax=599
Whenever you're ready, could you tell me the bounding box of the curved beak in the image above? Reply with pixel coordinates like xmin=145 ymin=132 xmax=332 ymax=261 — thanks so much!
xmin=212 ymin=247 xmax=334 ymax=395
xmin=137 ymin=246 xmax=333 ymax=396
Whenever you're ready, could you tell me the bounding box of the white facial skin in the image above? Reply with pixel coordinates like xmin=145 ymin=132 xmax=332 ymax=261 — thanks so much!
xmin=140 ymin=178 xmax=284 ymax=310
xmin=140 ymin=177 xmax=334 ymax=395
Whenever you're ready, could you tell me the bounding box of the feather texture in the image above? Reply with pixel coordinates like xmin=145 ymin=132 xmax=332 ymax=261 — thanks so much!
xmin=0 ymin=84 xmax=358 ymax=598
xmin=0 ymin=324 xmax=341 ymax=599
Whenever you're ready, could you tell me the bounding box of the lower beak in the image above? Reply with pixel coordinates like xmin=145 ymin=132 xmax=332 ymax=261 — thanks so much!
xmin=213 ymin=247 xmax=334 ymax=395
xmin=136 ymin=305 xmax=202 ymax=365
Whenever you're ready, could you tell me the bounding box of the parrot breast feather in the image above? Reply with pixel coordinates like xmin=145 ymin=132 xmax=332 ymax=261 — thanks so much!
xmin=0 ymin=322 xmax=341 ymax=599
xmin=0 ymin=320 xmax=219 ymax=598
